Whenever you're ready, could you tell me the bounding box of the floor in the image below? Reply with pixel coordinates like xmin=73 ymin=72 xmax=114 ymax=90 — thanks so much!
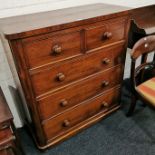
xmin=19 ymin=79 xmax=155 ymax=155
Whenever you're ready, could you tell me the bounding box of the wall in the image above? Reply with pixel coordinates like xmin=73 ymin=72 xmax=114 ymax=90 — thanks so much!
xmin=0 ymin=37 xmax=23 ymax=127
xmin=0 ymin=0 xmax=154 ymax=128
xmin=0 ymin=0 xmax=154 ymax=18
xmin=0 ymin=0 xmax=101 ymax=18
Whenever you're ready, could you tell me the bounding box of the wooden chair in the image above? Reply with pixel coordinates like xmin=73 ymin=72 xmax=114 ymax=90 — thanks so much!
xmin=127 ymin=35 xmax=155 ymax=116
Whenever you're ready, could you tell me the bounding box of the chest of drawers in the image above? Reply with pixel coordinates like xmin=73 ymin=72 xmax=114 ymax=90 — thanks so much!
xmin=0 ymin=3 xmax=130 ymax=149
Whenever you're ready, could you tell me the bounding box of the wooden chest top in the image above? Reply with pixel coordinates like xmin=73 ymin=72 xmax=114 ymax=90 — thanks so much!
xmin=0 ymin=3 xmax=130 ymax=40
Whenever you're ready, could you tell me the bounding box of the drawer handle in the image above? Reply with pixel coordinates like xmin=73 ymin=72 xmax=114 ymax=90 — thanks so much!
xmin=103 ymin=32 xmax=112 ymax=40
xmin=101 ymin=101 xmax=109 ymax=107
xmin=52 ymin=45 xmax=62 ymax=54
xmin=63 ymin=120 xmax=70 ymax=127
xmin=57 ymin=73 xmax=65 ymax=81
xmin=0 ymin=125 xmax=9 ymax=130
xmin=102 ymin=81 xmax=109 ymax=87
xmin=102 ymin=58 xmax=111 ymax=64
xmin=60 ymin=99 xmax=68 ymax=107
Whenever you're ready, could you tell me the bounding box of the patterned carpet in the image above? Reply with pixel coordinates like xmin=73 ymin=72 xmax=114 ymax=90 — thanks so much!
xmin=19 ymin=79 xmax=155 ymax=155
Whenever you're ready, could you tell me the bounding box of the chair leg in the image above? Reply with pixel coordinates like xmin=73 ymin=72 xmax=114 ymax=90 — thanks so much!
xmin=126 ymin=94 xmax=137 ymax=117
xmin=141 ymin=102 xmax=146 ymax=107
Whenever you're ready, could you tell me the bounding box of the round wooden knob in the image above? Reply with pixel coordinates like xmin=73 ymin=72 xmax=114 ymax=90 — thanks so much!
xmin=53 ymin=45 xmax=62 ymax=54
xmin=0 ymin=124 xmax=9 ymax=130
xmin=102 ymin=101 xmax=109 ymax=107
xmin=102 ymin=58 xmax=110 ymax=64
xmin=63 ymin=120 xmax=70 ymax=127
xmin=57 ymin=73 xmax=65 ymax=81
xmin=102 ymin=81 xmax=109 ymax=87
xmin=103 ymin=32 xmax=112 ymax=39
xmin=60 ymin=99 xmax=68 ymax=107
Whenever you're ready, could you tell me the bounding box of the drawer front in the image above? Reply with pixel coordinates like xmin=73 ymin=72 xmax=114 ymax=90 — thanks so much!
xmin=31 ymin=43 xmax=125 ymax=96
xmin=0 ymin=141 xmax=16 ymax=155
xmin=0 ymin=150 xmax=14 ymax=155
xmin=22 ymin=30 xmax=82 ymax=69
xmin=0 ymin=126 xmax=12 ymax=142
xmin=42 ymin=86 xmax=121 ymax=141
xmin=38 ymin=65 xmax=123 ymax=120
xmin=85 ymin=17 xmax=127 ymax=51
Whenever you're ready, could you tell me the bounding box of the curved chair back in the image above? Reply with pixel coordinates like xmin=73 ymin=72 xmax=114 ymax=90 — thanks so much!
xmin=130 ymin=35 xmax=155 ymax=88
xmin=131 ymin=35 xmax=155 ymax=60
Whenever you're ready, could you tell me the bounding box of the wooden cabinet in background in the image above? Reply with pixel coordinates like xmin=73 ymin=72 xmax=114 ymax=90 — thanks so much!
xmin=0 ymin=88 xmax=23 ymax=155
xmin=0 ymin=3 xmax=131 ymax=149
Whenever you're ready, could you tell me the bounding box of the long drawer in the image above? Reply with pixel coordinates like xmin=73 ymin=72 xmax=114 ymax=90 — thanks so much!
xmin=42 ymin=86 xmax=121 ymax=141
xmin=37 ymin=65 xmax=123 ymax=120
xmin=30 ymin=43 xmax=125 ymax=96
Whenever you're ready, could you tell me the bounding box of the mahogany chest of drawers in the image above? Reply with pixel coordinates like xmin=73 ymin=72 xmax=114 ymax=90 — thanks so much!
xmin=0 ymin=3 xmax=130 ymax=149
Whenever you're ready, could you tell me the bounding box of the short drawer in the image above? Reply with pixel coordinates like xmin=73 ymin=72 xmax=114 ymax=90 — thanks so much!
xmin=85 ymin=17 xmax=127 ymax=51
xmin=22 ymin=30 xmax=82 ymax=69
xmin=30 ymin=43 xmax=125 ymax=96
xmin=42 ymin=86 xmax=121 ymax=141
xmin=38 ymin=65 xmax=123 ymax=120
